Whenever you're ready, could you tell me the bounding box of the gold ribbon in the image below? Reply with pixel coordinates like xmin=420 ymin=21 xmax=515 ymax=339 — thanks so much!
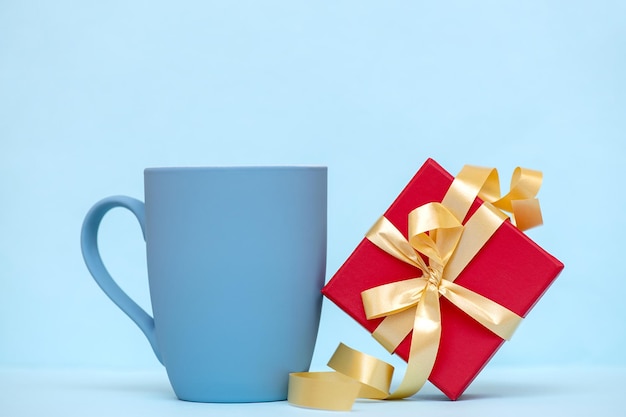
xmin=442 ymin=165 xmax=543 ymax=231
xmin=287 ymin=164 xmax=542 ymax=411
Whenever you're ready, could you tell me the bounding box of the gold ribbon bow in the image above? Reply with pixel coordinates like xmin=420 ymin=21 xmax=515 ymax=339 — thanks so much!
xmin=288 ymin=164 xmax=543 ymax=411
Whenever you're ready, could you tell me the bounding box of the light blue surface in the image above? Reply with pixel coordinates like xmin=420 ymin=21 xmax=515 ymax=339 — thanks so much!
xmin=1 ymin=367 xmax=623 ymax=416
xmin=0 ymin=0 xmax=624 ymax=380
xmin=80 ymin=168 xmax=326 ymax=401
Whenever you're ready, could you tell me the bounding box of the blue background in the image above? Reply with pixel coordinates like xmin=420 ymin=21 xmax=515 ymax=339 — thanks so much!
xmin=1 ymin=1 xmax=623 ymax=372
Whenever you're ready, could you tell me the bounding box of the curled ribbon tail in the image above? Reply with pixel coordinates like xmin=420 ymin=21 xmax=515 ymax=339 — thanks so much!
xmin=288 ymin=344 xmax=395 ymax=411
xmin=511 ymin=198 xmax=542 ymax=231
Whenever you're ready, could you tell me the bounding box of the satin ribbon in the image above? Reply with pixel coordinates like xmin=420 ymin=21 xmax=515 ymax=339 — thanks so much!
xmin=288 ymin=164 xmax=542 ymax=411
xmin=442 ymin=165 xmax=543 ymax=231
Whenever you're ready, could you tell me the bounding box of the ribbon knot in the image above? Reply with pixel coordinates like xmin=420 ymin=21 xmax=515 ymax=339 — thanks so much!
xmin=425 ymin=267 xmax=442 ymax=288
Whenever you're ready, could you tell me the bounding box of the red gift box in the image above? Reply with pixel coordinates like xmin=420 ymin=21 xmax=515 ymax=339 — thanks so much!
xmin=322 ymin=158 xmax=564 ymax=400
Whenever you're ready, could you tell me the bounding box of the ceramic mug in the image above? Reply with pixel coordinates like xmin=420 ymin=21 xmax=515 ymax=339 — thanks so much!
xmin=80 ymin=166 xmax=327 ymax=402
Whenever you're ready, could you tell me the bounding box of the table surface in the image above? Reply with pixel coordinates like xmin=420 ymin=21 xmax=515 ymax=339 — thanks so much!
xmin=1 ymin=366 xmax=621 ymax=416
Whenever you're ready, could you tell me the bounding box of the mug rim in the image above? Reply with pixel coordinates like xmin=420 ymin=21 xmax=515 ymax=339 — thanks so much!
xmin=145 ymin=165 xmax=326 ymax=173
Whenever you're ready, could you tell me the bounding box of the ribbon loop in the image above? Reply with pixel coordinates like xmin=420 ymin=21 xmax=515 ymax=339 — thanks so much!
xmin=362 ymin=278 xmax=427 ymax=320
xmin=366 ymin=217 xmax=428 ymax=271
xmin=407 ymin=202 xmax=464 ymax=267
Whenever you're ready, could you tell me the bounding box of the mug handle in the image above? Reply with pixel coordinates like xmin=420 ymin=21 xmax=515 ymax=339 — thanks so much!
xmin=80 ymin=195 xmax=163 ymax=365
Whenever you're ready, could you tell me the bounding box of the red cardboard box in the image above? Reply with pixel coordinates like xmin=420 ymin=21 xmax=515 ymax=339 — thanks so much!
xmin=322 ymin=159 xmax=564 ymax=400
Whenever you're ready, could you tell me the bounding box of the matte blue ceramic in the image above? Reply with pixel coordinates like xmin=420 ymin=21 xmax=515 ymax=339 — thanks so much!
xmin=81 ymin=166 xmax=327 ymax=402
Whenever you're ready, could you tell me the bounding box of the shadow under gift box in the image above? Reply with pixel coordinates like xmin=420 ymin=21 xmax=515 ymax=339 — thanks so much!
xmin=322 ymin=158 xmax=564 ymax=400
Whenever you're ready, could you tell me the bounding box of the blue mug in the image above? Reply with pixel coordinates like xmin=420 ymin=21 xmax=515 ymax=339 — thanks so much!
xmin=81 ymin=166 xmax=327 ymax=402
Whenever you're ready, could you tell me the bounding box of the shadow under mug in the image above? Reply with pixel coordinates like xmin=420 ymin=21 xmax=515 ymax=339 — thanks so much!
xmin=80 ymin=166 xmax=327 ymax=402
